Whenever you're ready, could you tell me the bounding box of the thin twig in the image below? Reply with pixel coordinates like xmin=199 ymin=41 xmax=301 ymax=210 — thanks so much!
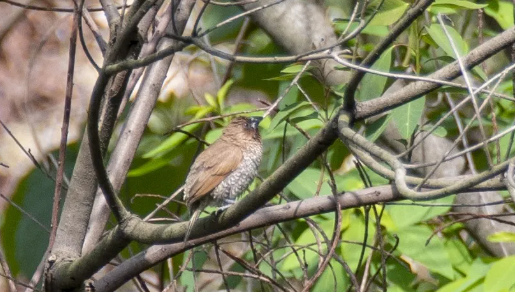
xmin=437 ymin=14 xmax=492 ymax=167
xmin=0 ymin=194 xmax=50 ymax=232
xmin=49 ymin=5 xmax=78 ymax=250
xmin=0 ymin=249 xmax=16 ymax=292
xmin=0 ymin=0 xmax=130 ymax=12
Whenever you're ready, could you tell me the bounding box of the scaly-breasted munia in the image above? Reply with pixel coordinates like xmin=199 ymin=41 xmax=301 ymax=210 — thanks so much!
xmin=183 ymin=116 xmax=263 ymax=242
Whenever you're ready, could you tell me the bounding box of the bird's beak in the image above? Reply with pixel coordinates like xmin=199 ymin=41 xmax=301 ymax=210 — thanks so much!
xmin=249 ymin=117 xmax=263 ymax=130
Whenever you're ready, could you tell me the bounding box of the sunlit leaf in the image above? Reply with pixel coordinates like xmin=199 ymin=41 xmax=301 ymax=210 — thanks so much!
xmin=485 ymin=0 xmax=514 ymax=30
xmin=395 ymin=225 xmax=454 ymax=279
xmin=204 ymin=93 xmax=218 ymax=109
xmin=287 ymin=168 xmax=331 ymax=199
xmin=143 ymin=123 xmax=201 ymax=158
xmin=368 ymin=0 xmax=409 ymax=26
xmin=358 ymin=46 xmax=393 ymax=101
xmin=391 ymin=96 xmax=425 ymax=140
xmin=365 ymin=114 xmax=392 ymax=142
xmin=281 ymin=64 xmax=312 ymax=74
xmin=487 ymin=231 xmax=515 ymax=243
xmin=268 ymin=101 xmax=311 ymax=131
xmin=484 ymin=255 xmax=515 ymax=292
xmin=217 ymin=79 xmax=234 ymax=111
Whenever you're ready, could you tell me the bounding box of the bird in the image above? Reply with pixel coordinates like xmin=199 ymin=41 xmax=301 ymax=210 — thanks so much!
xmin=183 ymin=116 xmax=263 ymax=243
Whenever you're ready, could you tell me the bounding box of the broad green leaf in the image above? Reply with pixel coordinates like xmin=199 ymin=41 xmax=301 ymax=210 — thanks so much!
xmin=282 ymin=219 xmax=335 ymax=271
xmin=434 ymin=0 xmax=487 ymax=9
xmin=358 ymin=47 xmax=393 ymax=101
xmin=204 ymin=93 xmax=217 ymax=109
xmin=436 ymin=278 xmax=475 ymax=292
xmin=430 ymin=0 xmax=487 ymax=14
xmin=184 ymin=105 xmax=214 ymax=119
xmin=312 ymin=260 xmax=348 ymax=292
xmin=217 ymin=79 xmax=234 ymax=111
xmin=278 ymin=82 xmax=299 ymax=110
xmin=334 ymin=168 xmax=367 ymax=192
xmin=264 ymin=117 xmax=324 ymax=139
xmin=444 ymin=239 xmax=472 ymax=275
xmin=287 ymin=168 xmax=331 ymax=199
xmin=421 ymin=124 xmax=448 ymax=137
xmin=365 ymin=114 xmax=392 ymax=142
xmin=265 ymin=74 xmax=303 ymax=81
xmin=334 ymin=21 xmax=389 ymax=37
xmin=437 ymin=258 xmax=491 ymax=292
xmin=205 ymin=128 xmax=223 ymax=144
xmin=487 ymin=231 xmax=515 ymax=243
xmin=128 ymin=157 xmax=170 ymax=177
xmin=267 ymin=101 xmax=311 ymax=131
xmin=484 ymin=255 xmax=515 ymax=292
xmin=2 ymin=146 xmax=78 ymax=276
xmin=281 ymin=64 xmax=312 ymax=74
xmin=385 ymin=260 xmax=418 ymax=292
xmin=128 ymin=142 xmax=193 ymax=177
xmin=426 ymin=24 xmax=468 ymax=57
xmin=395 ymin=225 xmax=454 ymax=279
xmin=391 ymin=96 xmax=425 ymax=140
xmin=368 ymin=0 xmax=409 ymax=26
xmin=224 ymin=103 xmax=258 ymax=114
xmin=341 ymin=215 xmax=375 ymax=271
xmin=426 ymin=21 xmax=487 ymax=81
xmin=143 ymin=123 xmax=201 ymax=158
xmin=386 ymin=195 xmax=454 ymax=230
xmin=485 ymin=0 xmax=514 ymax=30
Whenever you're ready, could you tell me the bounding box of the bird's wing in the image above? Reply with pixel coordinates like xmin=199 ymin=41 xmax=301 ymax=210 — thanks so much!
xmin=186 ymin=141 xmax=243 ymax=206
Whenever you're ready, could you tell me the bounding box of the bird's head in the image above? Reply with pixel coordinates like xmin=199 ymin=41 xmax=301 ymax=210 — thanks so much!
xmin=222 ymin=116 xmax=263 ymax=142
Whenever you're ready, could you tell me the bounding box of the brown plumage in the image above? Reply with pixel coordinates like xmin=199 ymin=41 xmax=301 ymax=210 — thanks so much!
xmin=183 ymin=116 xmax=263 ymax=243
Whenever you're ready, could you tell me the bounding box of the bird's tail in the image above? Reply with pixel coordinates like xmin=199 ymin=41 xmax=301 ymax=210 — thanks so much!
xmin=184 ymin=208 xmax=202 ymax=245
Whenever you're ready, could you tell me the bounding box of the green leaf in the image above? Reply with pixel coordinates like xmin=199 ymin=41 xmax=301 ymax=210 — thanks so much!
xmin=436 ymin=258 xmax=491 ymax=292
xmin=281 ymin=64 xmax=311 ymax=74
xmin=334 ymin=21 xmax=389 ymax=37
xmin=282 ymin=219 xmax=335 ymax=271
xmin=128 ymin=157 xmax=170 ymax=177
xmin=358 ymin=46 xmax=393 ymax=101
xmin=334 ymin=168 xmax=367 ymax=192
xmin=278 ymin=82 xmax=299 ymax=110
xmin=434 ymin=0 xmax=487 ymax=9
xmin=365 ymin=114 xmax=392 ymax=142
xmin=487 ymin=231 xmax=515 ymax=243
xmin=395 ymin=225 xmax=455 ymax=280
xmin=143 ymin=123 xmax=201 ymax=158
xmin=286 ymin=168 xmax=331 ymax=199
xmin=204 ymin=93 xmax=217 ymax=109
xmin=426 ymin=24 xmax=468 ymax=57
xmin=444 ymin=239 xmax=472 ymax=275
xmin=217 ymin=79 xmax=234 ymax=111
xmin=205 ymin=128 xmax=223 ymax=144
xmin=484 ymin=0 xmax=514 ymax=30
xmin=386 ymin=195 xmax=454 ymax=230
xmin=484 ymin=255 xmax=515 ymax=292
xmin=264 ymin=117 xmax=323 ymax=139
xmin=391 ymin=96 xmax=425 ymax=140
xmin=341 ymin=214 xmax=375 ymax=270
xmin=313 ymin=260 xmax=348 ymax=292
xmin=368 ymin=0 xmax=409 ymax=26
xmin=430 ymin=0 xmax=487 ymax=14
xmin=421 ymin=124 xmax=448 ymax=137
xmin=267 ymin=101 xmax=311 ymax=131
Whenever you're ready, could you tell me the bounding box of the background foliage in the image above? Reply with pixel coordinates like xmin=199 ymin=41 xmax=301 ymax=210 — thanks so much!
xmin=1 ymin=0 xmax=515 ymax=291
